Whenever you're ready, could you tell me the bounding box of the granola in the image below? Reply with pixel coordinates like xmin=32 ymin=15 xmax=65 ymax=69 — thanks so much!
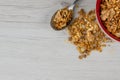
xmin=100 ymin=0 xmax=120 ymax=37
xmin=68 ymin=9 xmax=111 ymax=59
xmin=52 ymin=7 xmax=73 ymax=29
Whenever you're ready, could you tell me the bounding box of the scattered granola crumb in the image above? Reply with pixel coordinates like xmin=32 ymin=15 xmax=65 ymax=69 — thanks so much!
xmin=67 ymin=9 xmax=111 ymax=59
xmin=75 ymin=4 xmax=79 ymax=8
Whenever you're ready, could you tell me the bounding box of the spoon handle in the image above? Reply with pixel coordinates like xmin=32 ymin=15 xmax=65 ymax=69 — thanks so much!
xmin=68 ymin=0 xmax=79 ymax=10
xmin=73 ymin=0 xmax=79 ymax=4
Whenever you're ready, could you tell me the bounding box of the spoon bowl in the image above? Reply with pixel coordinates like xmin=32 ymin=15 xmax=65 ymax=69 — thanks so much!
xmin=50 ymin=7 xmax=72 ymax=31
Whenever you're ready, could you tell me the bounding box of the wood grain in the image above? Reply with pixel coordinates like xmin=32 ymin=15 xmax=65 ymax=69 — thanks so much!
xmin=0 ymin=0 xmax=120 ymax=80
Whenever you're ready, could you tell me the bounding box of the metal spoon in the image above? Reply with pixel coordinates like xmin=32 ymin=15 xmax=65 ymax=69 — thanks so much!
xmin=50 ymin=0 xmax=79 ymax=31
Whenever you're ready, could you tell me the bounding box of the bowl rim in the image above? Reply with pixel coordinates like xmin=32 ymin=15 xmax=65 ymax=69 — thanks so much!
xmin=96 ymin=0 xmax=120 ymax=42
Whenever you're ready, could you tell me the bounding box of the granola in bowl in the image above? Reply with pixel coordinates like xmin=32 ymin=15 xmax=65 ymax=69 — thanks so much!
xmin=100 ymin=0 xmax=120 ymax=38
xmin=96 ymin=0 xmax=120 ymax=41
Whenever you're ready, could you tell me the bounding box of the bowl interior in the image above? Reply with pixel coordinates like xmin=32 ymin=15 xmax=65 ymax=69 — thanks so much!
xmin=96 ymin=0 xmax=120 ymax=42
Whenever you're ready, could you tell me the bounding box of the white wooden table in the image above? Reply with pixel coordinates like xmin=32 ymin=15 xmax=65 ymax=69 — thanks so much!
xmin=0 ymin=0 xmax=120 ymax=80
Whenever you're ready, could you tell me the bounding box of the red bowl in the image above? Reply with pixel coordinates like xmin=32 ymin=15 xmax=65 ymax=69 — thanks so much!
xmin=96 ymin=0 xmax=120 ymax=42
